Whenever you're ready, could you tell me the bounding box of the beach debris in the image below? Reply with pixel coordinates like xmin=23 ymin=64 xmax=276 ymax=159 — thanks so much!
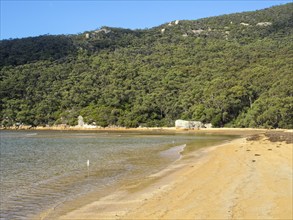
xmin=252 ymin=160 xmax=256 ymax=162
xmin=246 ymin=149 xmax=251 ymax=151
xmin=246 ymin=134 xmax=261 ymax=141
xmin=265 ymin=131 xmax=292 ymax=144
xmin=254 ymin=154 xmax=261 ymax=156
xmin=268 ymin=149 xmax=272 ymax=151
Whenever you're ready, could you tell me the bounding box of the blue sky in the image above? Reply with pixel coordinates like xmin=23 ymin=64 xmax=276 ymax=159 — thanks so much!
xmin=1 ymin=1 xmax=291 ymax=40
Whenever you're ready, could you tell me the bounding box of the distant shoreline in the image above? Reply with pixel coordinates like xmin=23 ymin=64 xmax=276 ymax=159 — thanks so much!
xmin=2 ymin=126 xmax=291 ymax=138
xmin=0 ymin=125 xmax=281 ymax=132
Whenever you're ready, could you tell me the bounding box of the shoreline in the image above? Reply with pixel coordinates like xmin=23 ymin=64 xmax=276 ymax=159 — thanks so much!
xmin=40 ymin=129 xmax=293 ymax=220
xmin=1 ymin=125 xmax=275 ymax=134
xmin=36 ymin=132 xmax=235 ymax=220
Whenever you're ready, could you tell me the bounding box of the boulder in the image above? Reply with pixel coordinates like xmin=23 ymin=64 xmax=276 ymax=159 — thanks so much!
xmin=175 ymin=120 xmax=190 ymax=129
xmin=204 ymin=123 xmax=213 ymax=128
xmin=189 ymin=121 xmax=203 ymax=129
xmin=78 ymin=115 xmax=84 ymax=127
xmin=175 ymin=120 xmax=206 ymax=129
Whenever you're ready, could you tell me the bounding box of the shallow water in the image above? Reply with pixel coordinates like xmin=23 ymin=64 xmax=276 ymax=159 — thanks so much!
xmin=0 ymin=130 xmax=234 ymax=219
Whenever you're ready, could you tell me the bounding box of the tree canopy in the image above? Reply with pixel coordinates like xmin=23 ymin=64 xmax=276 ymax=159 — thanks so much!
xmin=1 ymin=3 xmax=292 ymax=128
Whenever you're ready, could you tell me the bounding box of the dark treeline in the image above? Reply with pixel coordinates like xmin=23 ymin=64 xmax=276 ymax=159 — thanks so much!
xmin=1 ymin=3 xmax=292 ymax=128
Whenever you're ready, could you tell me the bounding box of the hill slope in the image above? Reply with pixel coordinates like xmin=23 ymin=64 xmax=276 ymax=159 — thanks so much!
xmin=1 ymin=3 xmax=292 ymax=128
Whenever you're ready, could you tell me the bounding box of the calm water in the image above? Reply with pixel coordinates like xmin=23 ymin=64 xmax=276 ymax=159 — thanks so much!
xmin=0 ymin=130 xmax=234 ymax=219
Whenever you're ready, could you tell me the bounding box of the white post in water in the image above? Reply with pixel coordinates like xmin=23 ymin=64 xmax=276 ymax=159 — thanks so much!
xmin=87 ymin=160 xmax=90 ymax=177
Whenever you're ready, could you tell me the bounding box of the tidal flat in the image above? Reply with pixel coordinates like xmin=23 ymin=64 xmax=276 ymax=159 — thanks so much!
xmin=0 ymin=130 xmax=234 ymax=219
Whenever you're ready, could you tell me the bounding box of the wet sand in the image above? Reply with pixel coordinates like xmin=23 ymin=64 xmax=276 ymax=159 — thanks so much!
xmin=42 ymin=129 xmax=292 ymax=220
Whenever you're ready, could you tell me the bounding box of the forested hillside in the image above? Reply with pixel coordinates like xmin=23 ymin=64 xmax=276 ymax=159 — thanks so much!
xmin=1 ymin=3 xmax=292 ymax=128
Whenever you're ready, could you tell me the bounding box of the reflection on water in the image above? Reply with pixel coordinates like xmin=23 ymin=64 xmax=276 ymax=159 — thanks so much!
xmin=0 ymin=130 xmax=234 ymax=219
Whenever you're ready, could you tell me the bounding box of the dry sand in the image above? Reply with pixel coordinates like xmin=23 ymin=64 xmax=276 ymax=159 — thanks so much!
xmin=45 ymin=130 xmax=292 ymax=220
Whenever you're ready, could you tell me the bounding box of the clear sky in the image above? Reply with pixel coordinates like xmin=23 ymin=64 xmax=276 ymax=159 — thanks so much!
xmin=1 ymin=0 xmax=291 ymax=40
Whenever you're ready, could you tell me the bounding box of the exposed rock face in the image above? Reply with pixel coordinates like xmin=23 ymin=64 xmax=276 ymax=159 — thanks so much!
xmin=95 ymin=28 xmax=111 ymax=34
xmin=256 ymin=22 xmax=272 ymax=26
xmin=240 ymin=22 xmax=250 ymax=26
xmin=192 ymin=29 xmax=204 ymax=34
xmin=161 ymin=28 xmax=165 ymax=33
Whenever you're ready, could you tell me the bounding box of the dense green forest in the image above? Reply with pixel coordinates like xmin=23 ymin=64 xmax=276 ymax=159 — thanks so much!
xmin=1 ymin=3 xmax=292 ymax=128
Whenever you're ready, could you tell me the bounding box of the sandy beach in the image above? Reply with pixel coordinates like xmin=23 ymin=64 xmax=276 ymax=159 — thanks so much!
xmin=39 ymin=129 xmax=292 ymax=220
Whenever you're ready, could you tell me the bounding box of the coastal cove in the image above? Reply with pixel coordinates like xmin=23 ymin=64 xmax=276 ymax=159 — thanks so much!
xmin=0 ymin=129 xmax=236 ymax=219
xmin=1 ymin=2 xmax=292 ymax=219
